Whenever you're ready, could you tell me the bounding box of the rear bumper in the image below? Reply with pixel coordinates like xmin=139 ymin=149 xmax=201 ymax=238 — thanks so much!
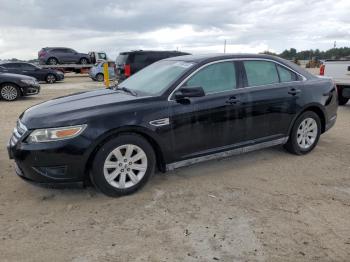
xmin=56 ymin=74 xmax=65 ymax=81
xmin=325 ymin=115 xmax=337 ymax=132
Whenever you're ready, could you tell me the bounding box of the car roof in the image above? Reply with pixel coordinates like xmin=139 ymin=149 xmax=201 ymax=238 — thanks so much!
xmin=165 ymin=53 xmax=316 ymax=79
xmin=119 ymin=50 xmax=189 ymax=55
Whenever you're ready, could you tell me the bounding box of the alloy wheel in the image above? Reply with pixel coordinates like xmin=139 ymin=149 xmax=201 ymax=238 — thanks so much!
xmin=296 ymin=118 xmax=318 ymax=149
xmin=46 ymin=74 xmax=56 ymax=84
xmin=48 ymin=58 xmax=57 ymax=65
xmin=103 ymin=144 xmax=148 ymax=189
xmin=1 ymin=85 xmax=18 ymax=101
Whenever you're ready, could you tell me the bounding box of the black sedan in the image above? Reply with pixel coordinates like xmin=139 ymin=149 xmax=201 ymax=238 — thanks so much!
xmin=0 ymin=62 xmax=64 ymax=84
xmin=7 ymin=54 xmax=338 ymax=196
xmin=0 ymin=72 xmax=40 ymax=101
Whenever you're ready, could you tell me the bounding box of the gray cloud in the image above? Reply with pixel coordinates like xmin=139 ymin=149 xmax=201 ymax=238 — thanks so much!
xmin=0 ymin=0 xmax=349 ymax=60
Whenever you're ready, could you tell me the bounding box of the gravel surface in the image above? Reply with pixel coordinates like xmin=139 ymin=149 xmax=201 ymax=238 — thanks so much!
xmin=0 ymin=76 xmax=349 ymax=262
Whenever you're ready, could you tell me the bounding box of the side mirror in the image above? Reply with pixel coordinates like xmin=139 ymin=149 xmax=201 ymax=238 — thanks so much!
xmin=174 ymin=86 xmax=205 ymax=100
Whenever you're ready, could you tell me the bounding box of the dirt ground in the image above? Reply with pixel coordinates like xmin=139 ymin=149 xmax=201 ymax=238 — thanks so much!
xmin=0 ymin=75 xmax=349 ymax=262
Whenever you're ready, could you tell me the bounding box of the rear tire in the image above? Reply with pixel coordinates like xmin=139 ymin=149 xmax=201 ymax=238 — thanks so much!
xmin=47 ymin=57 xmax=58 ymax=65
xmin=96 ymin=73 xmax=104 ymax=82
xmin=80 ymin=58 xmax=88 ymax=65
xmin=45 ymin=73 xmax=56 ymax=84
xmin=90 ymin=134 xmax=156 ymax=197
xmin=0 ymin=84 xmax=20 ymax=101
xmin=284 ymin=111 xmax=321 ymax=155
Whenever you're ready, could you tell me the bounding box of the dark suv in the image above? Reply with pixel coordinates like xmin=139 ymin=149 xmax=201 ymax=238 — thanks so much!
xmin=8 ymin=54 xmax=338 ymax=197
xmin=116 ymin=50 xmax=190 ymax=81
xmin=38 ymin=47 xmax=91 ymax=65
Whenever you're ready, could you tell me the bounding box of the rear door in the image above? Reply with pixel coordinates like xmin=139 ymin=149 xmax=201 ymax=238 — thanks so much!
xmin=170 ymin=61 xmax=247 ymax=159
xmin=239 ymin=60 xmax=302 ymax=141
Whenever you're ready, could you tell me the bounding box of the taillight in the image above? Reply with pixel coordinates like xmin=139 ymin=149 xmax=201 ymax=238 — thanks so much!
xmin=38 ymin=50 xmax=46 ymax=57
xmin=124 ymin=64 xmax=131 ymax=77
xmin=320 ymin=64 xmax=325 ymax=75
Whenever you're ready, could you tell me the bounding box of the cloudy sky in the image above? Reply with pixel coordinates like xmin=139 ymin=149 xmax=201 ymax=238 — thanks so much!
xmin=0 ymin=0 xmax=349 ymax=60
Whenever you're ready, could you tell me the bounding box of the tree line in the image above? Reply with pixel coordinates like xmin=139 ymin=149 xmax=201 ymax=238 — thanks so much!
xmin=262 ymin=47 xmax=350 ymax=60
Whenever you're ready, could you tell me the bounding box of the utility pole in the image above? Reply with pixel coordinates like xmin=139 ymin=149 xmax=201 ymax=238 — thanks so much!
xmin=224 ymin=40 xmax=226 ymax=54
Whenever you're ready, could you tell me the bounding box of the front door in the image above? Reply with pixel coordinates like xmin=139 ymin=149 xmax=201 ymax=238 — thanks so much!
xmin=169 ymin=61 xmax=247 ymax=160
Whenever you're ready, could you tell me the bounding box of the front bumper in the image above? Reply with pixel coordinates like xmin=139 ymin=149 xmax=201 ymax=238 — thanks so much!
xmin=7 ymin=123 xmax=91 ymax=184
xmin=22 ymin=84 xmax=40 ymax=96
xmin=56 ymin=72 xmax=65 ymax=81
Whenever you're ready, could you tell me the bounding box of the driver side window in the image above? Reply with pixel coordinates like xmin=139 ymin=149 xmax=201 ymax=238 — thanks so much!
xmin=184 ymin=62 xmax=236 ymax=94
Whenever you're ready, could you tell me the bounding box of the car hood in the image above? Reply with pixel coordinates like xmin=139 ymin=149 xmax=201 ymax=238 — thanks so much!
xmin=0 ymin=72 xmax=35 ymax=80
xmin=20 ymin=88 xmax=147 ymax=129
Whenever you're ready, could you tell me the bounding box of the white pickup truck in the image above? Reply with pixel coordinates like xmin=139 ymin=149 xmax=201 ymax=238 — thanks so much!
xmin=320 ymin=60 xmax=350 ymax=105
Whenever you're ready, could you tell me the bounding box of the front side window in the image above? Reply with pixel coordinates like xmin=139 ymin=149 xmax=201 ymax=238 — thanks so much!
xmin=185 ymin=62 xmax=236 ymax=94
xmin=277 ymin=65 xmax=298 ymax=82
xmin=243 ymin=60 xmax=279 ymax=87
xmin=98 ymin=53 xmax=107 ymax=59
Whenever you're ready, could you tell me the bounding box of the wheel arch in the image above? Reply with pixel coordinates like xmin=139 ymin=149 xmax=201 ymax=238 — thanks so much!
xmin=288 ymin=104 xmax=326 ymax=135
xmin=0 ymin=82 xmax=23 ymax=96
xmin=84 ymin=126 xmax=166 ymax=180
xmin=47 ymin=57 xmax=59 ymax=64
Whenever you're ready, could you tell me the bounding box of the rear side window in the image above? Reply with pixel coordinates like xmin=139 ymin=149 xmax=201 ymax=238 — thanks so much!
xmin=243 ymin=61 xmax=279 ymax=87
xmin=116 ymin=54 xmax=128 ymax=65
xmin=185 ymin=62 xmax=236 ymax=94
xmin=133 ymin=54 xmax=149 ymax=63
xmin=277 ymin=65 xmax=298 ymax=82
xmin=2 ymin=63 xmax=19 ymax=68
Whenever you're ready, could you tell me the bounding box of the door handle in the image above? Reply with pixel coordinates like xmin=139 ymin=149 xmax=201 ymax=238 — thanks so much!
xmin=288 ymin=88 xmax=301 ymax=96
xmin=226 ymin=96 xmax=241 ymax=105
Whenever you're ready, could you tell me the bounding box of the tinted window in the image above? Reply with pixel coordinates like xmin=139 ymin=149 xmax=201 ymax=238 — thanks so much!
xmin=2 ymin=63 xmax=20 ymax=69
xmin=21 ymin=63 xmax=36 ymax=70
xmin=116 ymin=54 xmax=128 ymax=65
xmin=134 ymin=54 xmax=148 ymax=63
xmin=185 ymin=62 xmax=236 ymax=94
xmin=243 ymin=61 xmax=279 ymax=86
xmin=277 ymin=65 xmax=298 ymax=82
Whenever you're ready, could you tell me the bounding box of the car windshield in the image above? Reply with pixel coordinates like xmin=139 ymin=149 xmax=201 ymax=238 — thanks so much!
xmin=117 ymin=60 xmax=195 ymax=96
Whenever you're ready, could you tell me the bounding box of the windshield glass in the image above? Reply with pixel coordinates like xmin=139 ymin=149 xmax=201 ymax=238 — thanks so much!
xmin=118 ymin=60 xmax=194 ymax=96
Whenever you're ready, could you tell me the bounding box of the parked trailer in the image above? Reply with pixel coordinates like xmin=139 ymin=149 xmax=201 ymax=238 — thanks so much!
xmin=39 ymin=64 xmax=93 ymax=74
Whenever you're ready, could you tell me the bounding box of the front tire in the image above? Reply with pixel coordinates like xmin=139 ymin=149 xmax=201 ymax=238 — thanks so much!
xmin=46 ymin=73 xmax=56 ymax=84
xmin=0 ymin=84 xmax=20 ymax=101
xmin=90 ymin=134 xmax=156 ymax=197
xmin=96 ymin=73 xmax=104 ymax=82
xmin=284 ymin=111 xmax=321 ymax=155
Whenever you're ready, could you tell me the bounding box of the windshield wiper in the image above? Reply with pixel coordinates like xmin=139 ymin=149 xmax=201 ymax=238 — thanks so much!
xmin=114 ymin=86 xmax=137 ymax=96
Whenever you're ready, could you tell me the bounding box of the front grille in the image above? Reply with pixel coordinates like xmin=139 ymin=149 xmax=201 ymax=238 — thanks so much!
xmin=10 ymin=120 xmax=27 ymax=146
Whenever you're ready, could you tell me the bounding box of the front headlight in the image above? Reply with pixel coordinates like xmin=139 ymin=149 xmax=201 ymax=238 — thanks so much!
xmin=26 ymin=125 xmax=87 ymax=143
xmin=21 ymin=79 xmax=37 ymax=85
